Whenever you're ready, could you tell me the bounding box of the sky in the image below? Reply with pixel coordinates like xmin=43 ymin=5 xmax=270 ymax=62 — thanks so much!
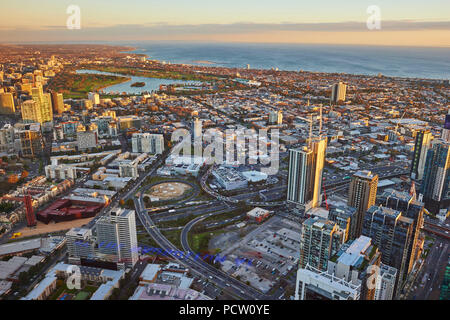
xmin=0 ymin=0 xmax=449 ymax=46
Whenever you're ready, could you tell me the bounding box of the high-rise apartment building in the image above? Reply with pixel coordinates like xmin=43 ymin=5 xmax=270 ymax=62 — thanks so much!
xmin=410 ymin=129 xmax=432 ymax=180
xmin=88 ymin=92 xmax=100 ymax=105
xmin=193 ymin=118 xmax=202 ymax=141
xmin=17 ymin=123 xmax=44 ymax=158
xmin=268 ymin=111 xmax=283 ymax=125
xmin=441 ymin=112 xmax=450 ymax=143
xmin=0 ymin=92 xmax=15 ymax=114
xmin=299 ymin=217 xmax=344 ymax=271
xmin=420 ymin=139 xmax=450 ymax=215
xmin=328 ymin=205 xmax=357 ymax=241
xmin=96 ymin=207 xmax=138 ymax=267
xmin=363 ymin=205 xmax=415 ymax=291
xmin=331 ymin=82 xmax=347 ymax=103
xmin=66 ymin=227 xmax=95 ymax=265
xmin=51 ymin=91 xmax=64 ymax=114
xmin=348 ymin=170 xmax=378 ymax=238
xmin=131 ymin=133 xmax=164 ymax=154
xmin=287 ymin=136 xmax=326 ymax=212
xmin=22 ymin=86 xmax=53 ymax=124
xmin=377 ymin=189 xmax=425 ymax=268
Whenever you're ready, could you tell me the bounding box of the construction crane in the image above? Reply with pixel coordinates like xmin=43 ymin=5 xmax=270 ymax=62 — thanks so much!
xmin=393 ymin=110 xmax=407 ymax=136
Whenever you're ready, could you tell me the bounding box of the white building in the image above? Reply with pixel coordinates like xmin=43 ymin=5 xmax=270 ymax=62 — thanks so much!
xmin=295 ymin=264 xmax=361 ymax=300
xmin=88 ymin=92 xmax=100 ymax=105
xmin=132 ymin=133 xmax=164 ymax=154
xmin=66 ymin=228 xmax=95 ymax=264
xmin=77 ymin=131 xmax=98 ymax=150
xmin=268 ymin=111 xmax=283 ymax=125
xmin=96 ymin=208 xmax=138 ymax=267
xmin=45 ymin=164 xmax=89 ymax=180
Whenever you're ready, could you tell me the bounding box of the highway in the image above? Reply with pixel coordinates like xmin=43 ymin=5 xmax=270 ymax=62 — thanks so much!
xmin=134 ymin=195 xmax=268 ymax=300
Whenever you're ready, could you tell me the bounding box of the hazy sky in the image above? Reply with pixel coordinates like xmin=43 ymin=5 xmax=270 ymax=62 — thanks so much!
xmin=1 ymin=0 xmax=449 ymax=46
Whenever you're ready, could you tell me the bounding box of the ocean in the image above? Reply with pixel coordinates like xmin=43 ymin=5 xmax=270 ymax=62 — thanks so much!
xmin=114 ymin=41 xmax=450 ymax=80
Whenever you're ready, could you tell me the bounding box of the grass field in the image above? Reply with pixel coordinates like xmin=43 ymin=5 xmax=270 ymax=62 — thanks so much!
xmin=74 ymin=291 xmax=90 ymax=300
xmin=47 ymin=72 xmax=130 ymax=99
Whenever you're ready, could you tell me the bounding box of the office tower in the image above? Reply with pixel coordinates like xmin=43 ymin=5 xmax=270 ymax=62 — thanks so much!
xmin=326 ymin=236 xmax=382 ymax=300
xmin=328 ymin=205 xmax=357 ymax=241
xmin=299 ymin=217 xmax=344 ymax=271
xmin=66 ymin=227 xmax=95 ymax=264
xmin=268 ymin=111 xmax=283 ymax=125
xmin=410 ymin=129 xmax=432 ymax=180
xmin=88 ymin=92 xmax=100 ymax=105
xmin=132 ymin=133 xmax=164 ymax=154
xmin=363 ymin=205 xmax=415 ymax=291
xmin=51 ymin=91 xmax=64 ymax=114
xmin=375 ymin=263 xmax=398 ymax=300
xmin=377 ymin=189 xmax=425 ymax=267
xmin=30 ymin=85 xmax=53 ymax=124
xmin=287 ymin=137 xmax=326 ymax=212
xmin=193 ymin=118 xmax=202 ymax=141
xmin=348 ymin=170 xmax=378 ymax=238
xmin=331 ymin=82 xmax=347 ymax=103
xmin=442 ymin=113 xmax=450 ymax=143
xmin=420 ymin=139 xmax=450 ymax=215
xmin=0 ymin=92 xmax=15 ymax=114
xmin=96 ymin=207 xmax=138 ymax=267
xmin=17 ymin=123 xmax=44 ymax=158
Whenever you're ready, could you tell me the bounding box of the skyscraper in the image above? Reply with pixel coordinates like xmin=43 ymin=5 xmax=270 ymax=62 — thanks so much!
xmin=410 ymin=129 xmax=432 ymax=180
xmin=287 ymin=147 xmax=314 ymax=208
xmin=287 ymin=136 xmax=326 ymax=212
xmin=331 ymin=82 xmax=347 ymax=103
xmin=96 ymin=207 xmax=139 ymax=267
xmin=268 ymin=111 xmax=283 ymax=125
xmin=363 ymin=205 xmax=415 ymax=291
xmin=66 ymin=227 xmax=95 ymax=265
xmin=441 ymin=112 xmax=450 ymax=143
xmin=51 ymin=91 xmax=64 ymax=114
xmin=299 ymin=217 xmax=344 ymax=271
xmin=420 ymin=139 xmax=450 ymax=215
xmin=0 ymin=92 xmax=15 ymax=114
xmin=377 ymin=189 xmax=425 ymax=268
xmin=22 ymin=85 xmax=53 ymax=124
xmin=328 ymin=205 xmax=357 ymax=241
xmin=88 ymin=92 xmax=100 ymax=105
xmin=348 ymin=170 xmax=378 ymax=238
xmin=193 ymin=118 xmax=202 ymax=141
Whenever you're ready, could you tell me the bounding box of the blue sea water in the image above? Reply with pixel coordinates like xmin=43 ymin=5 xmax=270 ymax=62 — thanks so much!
xmin=115 ymin=41 xmax=450 ymax=80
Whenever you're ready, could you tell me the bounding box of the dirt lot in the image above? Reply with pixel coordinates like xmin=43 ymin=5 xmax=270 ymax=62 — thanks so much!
xmin=145 ymin=182 xmax=192 ymax=201
xmin=17 ymin=217 xmax=93 ymax=237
